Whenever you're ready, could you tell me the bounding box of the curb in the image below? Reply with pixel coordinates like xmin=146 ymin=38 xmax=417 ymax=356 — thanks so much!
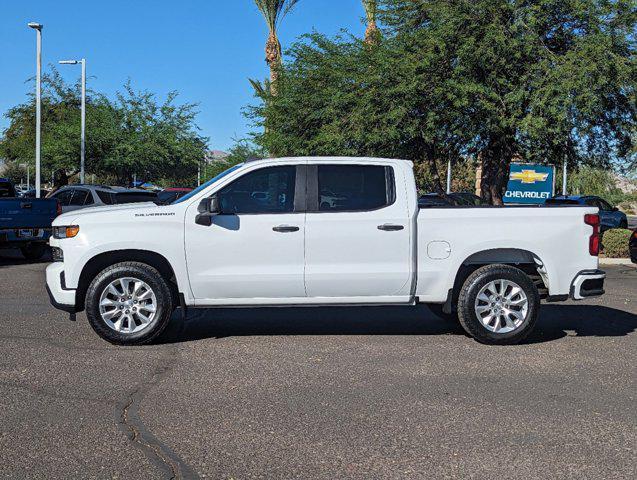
xmin=599 ymin=258 xmax=635 ymax=265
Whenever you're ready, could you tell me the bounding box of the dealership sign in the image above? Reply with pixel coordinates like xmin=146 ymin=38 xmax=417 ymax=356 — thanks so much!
xmin=503 ymin=163 xmax=555 ymax=204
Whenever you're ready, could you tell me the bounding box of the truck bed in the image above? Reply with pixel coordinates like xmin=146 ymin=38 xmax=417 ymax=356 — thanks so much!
xmin=415 ymin=205 xmax=598 ymax=301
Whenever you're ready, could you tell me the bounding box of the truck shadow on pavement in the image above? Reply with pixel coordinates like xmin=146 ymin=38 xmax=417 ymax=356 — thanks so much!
xmin=158 ymin=303 xmax=636 ymax=345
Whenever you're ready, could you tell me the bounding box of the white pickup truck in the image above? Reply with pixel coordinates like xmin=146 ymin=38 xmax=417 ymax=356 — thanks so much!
xmin=46 ymin=157 xmax=605 ymax=345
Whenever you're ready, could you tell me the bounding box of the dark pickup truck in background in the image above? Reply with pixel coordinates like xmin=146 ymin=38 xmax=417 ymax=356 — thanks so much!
xmin=0 ymin=178 xmax=59 ymax=259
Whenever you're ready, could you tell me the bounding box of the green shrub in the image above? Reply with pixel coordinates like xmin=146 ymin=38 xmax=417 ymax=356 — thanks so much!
xmin=601 ymin=229 xmax=632 ymax=258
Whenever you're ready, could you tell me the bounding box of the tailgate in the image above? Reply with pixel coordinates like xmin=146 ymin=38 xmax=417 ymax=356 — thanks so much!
xmin=0 ymin=199 xmax=58 ymax=229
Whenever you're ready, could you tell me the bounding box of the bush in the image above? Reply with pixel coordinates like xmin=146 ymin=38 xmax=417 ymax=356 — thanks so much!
xmin=601 ymin=229 xmax=632 ymax=258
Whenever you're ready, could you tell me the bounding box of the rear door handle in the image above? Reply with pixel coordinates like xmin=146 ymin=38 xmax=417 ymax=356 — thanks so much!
xmin=273 ymin=225 xmax=300 ymax=233
xmin=20 ymin=202 xmax=32 ymax=209
xmin=378 ymin=224 xmax=404 ymax=231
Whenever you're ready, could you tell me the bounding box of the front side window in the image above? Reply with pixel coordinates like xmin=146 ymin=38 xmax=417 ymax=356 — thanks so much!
xmin=217 ymin=166 xmax=296 ymax=214
xmin=318 ymin=165 xmax=393 ymax=212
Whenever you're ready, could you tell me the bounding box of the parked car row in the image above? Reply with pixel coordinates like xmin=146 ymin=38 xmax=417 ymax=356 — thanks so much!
xmin=1 ymin=178 xmax=193 ymax=259
xmin=418 ymin=192 xmax=629 ymax=231
xmin=545 ymin=195 xmax=628 ymax=230
xmin=48 ymin=185 xmax=159 ymax=214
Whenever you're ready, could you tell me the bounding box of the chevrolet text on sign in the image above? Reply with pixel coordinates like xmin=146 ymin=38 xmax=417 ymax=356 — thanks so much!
xmin=504 ymin=163 xmax=555 ymax=204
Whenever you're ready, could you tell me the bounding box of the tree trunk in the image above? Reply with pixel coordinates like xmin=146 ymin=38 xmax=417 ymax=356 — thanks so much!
xmin=53 ymin=169 xmax=71 ymax=189
xmin=480 ymin=133 xmax=515 ymax=205
xmin=265 ymin=31 xmax=282 ymax=95
xmin=364 ymin=21 xmax=380 ymax=45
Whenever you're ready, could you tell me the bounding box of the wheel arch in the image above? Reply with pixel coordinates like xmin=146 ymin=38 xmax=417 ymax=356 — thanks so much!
xmin=445 ymin=248 xmax=547 ymax=310
xmin=75 ymin=249 xmax=179 ymax=312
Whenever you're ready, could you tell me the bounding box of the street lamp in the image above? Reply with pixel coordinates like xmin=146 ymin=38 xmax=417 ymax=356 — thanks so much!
xmin=28 ymin=22 xmax=43 ymax=198
xmin=59 ymin=58 xmax=86 ymax=184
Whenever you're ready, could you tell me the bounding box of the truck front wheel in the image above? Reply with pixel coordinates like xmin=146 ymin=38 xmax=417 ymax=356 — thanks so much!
xmin=457 ymin=264 xmax=539 ymax=345
xmin=85 ymin=262 xmax=174 ymax=345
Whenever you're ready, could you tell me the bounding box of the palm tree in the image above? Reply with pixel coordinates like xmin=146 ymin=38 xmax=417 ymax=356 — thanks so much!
xmin=253 ymin=0 xmax=300 ymax=93
xmin=362 ymin=0 xmax=380 ymax=44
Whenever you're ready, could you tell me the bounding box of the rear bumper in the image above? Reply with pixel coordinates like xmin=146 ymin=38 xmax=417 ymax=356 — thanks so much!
xmin=45 ymin=262 xmax=77 ymax=313
xmin=570 ymin=269 xmax=605 ymax=300
xmin=0 ymin=228 xmax=50 ymax=247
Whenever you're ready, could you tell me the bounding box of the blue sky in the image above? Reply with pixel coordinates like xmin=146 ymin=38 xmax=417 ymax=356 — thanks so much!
xmin=0 ymin=0 xmax=365 ymax=151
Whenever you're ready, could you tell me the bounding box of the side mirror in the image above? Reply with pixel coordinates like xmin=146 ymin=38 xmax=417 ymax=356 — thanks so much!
xmin=612 ymin=206 xmax=619 ymax=212
xmin=196 ymin=195 xmax=221 ymax=226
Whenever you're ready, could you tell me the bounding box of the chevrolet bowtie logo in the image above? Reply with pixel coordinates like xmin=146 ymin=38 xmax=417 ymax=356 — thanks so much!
xmin=510 ymin=169 xmax=549 ymax=184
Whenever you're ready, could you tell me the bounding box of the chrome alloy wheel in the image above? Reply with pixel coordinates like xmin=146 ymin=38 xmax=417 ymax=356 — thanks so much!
xmin=474 ymin=279 xmax=528 ymax=334
xmin=99 ymin=277 xmax=157 ymax=334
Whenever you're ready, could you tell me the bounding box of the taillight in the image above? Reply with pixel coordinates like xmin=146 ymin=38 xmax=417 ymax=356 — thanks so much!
xmin=584 ymin=214 xmax=600 ymax=256
xmin=56 ymin=199 xmax=62 ymax=216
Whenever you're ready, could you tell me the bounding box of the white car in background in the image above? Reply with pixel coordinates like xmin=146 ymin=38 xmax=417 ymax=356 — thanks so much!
xmin=49 ymin=185 xmax=158 ymax=214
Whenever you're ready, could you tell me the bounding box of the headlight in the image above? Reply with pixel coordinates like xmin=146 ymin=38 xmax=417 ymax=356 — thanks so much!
xmin=51 ymin=247 xmax=64 ymax=262
xmin=53 ymin=225 xmax=80 ymax=239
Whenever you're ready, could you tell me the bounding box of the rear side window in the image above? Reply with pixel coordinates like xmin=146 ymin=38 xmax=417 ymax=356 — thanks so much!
xmin=545 ymin=199 xmax=579 ymax=205
xmin=598 ymin=199 xmax=612 ymax=211
xmin=317 ymin=165 xmax=394 ymax=212
xmin=114 ymin=192 xmax=158 ymax=204
xmin=96 ymin=190 xmax=115 ymax=205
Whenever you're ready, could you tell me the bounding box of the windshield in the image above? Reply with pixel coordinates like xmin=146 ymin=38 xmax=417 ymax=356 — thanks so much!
xmin=171 ymin=164 xmax=243 ymax=205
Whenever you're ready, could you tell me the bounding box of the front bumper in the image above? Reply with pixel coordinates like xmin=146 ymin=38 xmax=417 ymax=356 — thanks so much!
xmin=570 ymin=269 xmax=605 ymax=300
xmin=45 ymin=262 xmax=77 ymax=313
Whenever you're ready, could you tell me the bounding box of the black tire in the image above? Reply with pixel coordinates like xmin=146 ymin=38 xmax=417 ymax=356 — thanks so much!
xmin=20 ymin=243 xmax=46 ymax=260
xmin=457 ymin=264 xmax=540 ymax=345
xmin=427 ymin=303 xmax=458 ymax=322
xmin=85 ymin=262 xmax=174 ymax=345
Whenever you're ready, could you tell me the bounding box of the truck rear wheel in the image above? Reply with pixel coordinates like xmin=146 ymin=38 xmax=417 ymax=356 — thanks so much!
xmin=457 ymin=264 xmax=539 ymax=345
xmin=85 ymin=262 xmax=174 ymax=345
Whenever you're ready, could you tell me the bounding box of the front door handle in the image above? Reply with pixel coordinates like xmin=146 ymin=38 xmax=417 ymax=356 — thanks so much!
xmin=273 ymin=225 xmax=300 ymax=233
xmin=20 ymin=202 xmax=33 ymax=209
xmin=378 ymin=224 xmax=404 ymax=231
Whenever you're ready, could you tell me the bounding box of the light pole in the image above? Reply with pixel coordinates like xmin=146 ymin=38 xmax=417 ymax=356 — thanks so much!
xmin=446 ymin=159 xmax=452 ymax=194
xmin=28 ymin=22 xmax=43 ymax=198
xmin=59 ymin=58 xmax=86 ymax=183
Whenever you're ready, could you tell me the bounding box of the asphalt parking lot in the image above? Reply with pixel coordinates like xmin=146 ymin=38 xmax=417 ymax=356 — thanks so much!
xmin=1 ymin=251 xmax=635 ymax=479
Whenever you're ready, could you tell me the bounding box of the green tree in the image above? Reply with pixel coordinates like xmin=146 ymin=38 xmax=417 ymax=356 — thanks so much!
xmin=104 ymin=82 xmax=207 ymax=185
xmin=247 ymin=29 xmax=477 ymax=193
xmin=0 ymin=72 xmax=208 ymax=188
xmin=253 ymin=0 xmax=301 ymax=94
xmin=0 ymin=69 xmax=120 ymax=186
xmin=249 ymin=0 xmax=636 ymax=203
xmin=382 ymin=0 xmax=637 ymax=203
